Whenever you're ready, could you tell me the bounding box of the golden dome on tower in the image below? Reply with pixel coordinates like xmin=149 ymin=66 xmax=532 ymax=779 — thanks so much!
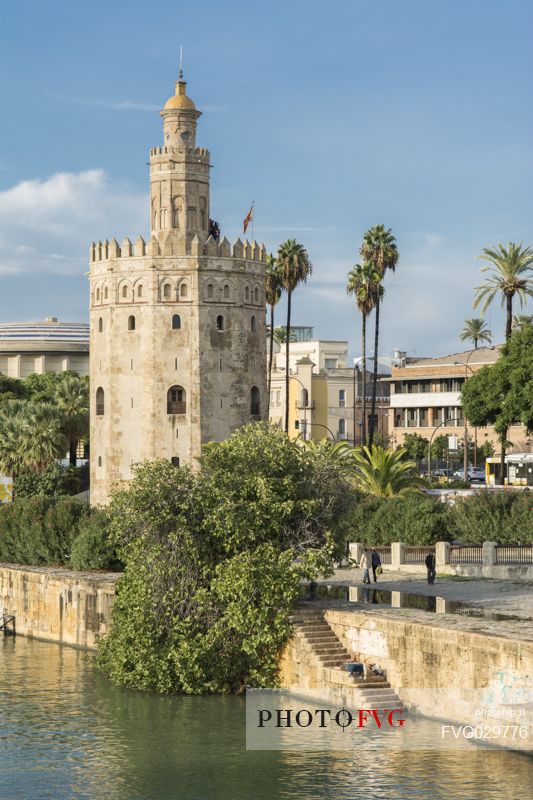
xmin=163 ymin=79 xmax=196 ymax=111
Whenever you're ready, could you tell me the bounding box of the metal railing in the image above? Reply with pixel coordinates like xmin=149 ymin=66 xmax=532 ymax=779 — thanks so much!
xmin=374 ymin=547 xmax=392 ymax=565
xmin=403 ymin=546 xmax=435 ymax=564
xmin=495 ymin=546 xmax=533 ymax=565
xmin=450 ymin=545 xmax=483 ymax=564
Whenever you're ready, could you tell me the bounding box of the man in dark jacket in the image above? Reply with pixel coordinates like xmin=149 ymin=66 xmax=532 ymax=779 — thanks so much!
xmin=425 ymin=552 xmax=436 ymax=584
xmin=370 ymin=549 xmax=382 ymax=583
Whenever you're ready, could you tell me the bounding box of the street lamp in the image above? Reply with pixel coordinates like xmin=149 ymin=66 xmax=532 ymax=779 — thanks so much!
xmin=307 ymin=422 xmax=336 ymax=440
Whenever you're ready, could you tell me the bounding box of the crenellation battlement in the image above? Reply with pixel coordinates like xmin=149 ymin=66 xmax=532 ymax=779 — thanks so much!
xmin=149 ymin=145 xmax=210 ymax=162
xmin=89 ymin=235 xmax=266 ymax=264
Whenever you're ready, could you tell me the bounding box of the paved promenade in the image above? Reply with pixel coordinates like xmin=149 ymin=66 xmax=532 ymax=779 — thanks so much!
xmin=314 ymin=568 xmax=533 ymax=641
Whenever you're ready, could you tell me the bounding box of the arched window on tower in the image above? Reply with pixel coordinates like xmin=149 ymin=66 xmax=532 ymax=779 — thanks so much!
xmin=137 ymin=284 xmax=143 ymax=299
xmin=251 ymin=315 xmax=256 ymax=332
xmin=96 ymin=288 xmax=101 ymax=302
xmin=104 ymin=286 xmax=108 ymax=300
xmin=216 ymin=315 xmax=224 ymax=331
xmin=223 ymin=284 xmax=230 ymax=299
xmin=128 ymin=315 xmax=136 ymax=331
xmin=245 ymin=286 xmax=250 ymax=302
xmin=172 ymin=314 xmax=181 ymax=330
xmin=98 ymin=317 xmax=103 ymax=333
xmin=301 ymin=388 xmax=309 ymax=408
xmin=180 ymin=283 xmax=188 ymax=299
xmin=167 ymin=385 xmax=186 ymax=414
xmin=163 ymin=283 xmax=171 ymax=300
xmin=207 ymin=283 xmax=214 ymax=299
xmin=254 ymin=287 xmax=259 ymax=303
xmin=122 ymin=285 xmax=128 ymax=299
xmin=96 ymin=387 xmax=105 ymax=416
xmin=250 ymin=386 xmax=260 ymax=416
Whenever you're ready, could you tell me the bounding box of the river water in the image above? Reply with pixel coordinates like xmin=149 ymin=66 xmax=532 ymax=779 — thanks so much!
xmin=0 ymin=637 xmax=531 ymax=800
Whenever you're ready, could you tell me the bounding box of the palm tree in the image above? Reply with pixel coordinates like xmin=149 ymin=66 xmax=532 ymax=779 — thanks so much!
xmin=277 ymin=239 xmax=312 ymax=433
xmin=0 ymin=401 xmax=27 ymax=477
xmin=513 ymin=314 xmax=533 ymax=330
xmin=272 ymin=326 xmax=296 ymax=345
xmin=54 ymin=374 xmax=89 ymax=466
xmin=459 ymin=317 xmax=492 ymax=349
xmin=351 ymin=445 xmax=423 ymax=497
xmin=23 ymin=403 xmax=67 ymax=472
xmin=360 ymin=225 xmax=399 ymax=448
xmin=265 ymin=255 xmax=283 ymax=415
xmin=346 ymin=263 xmax=380 ymax=446
xmin=474 ymin=242 xmax=533 ymax=341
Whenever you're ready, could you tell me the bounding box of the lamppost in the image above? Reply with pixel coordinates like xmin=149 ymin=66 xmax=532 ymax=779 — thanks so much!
xmin=427 ymin=417 xmax=463 ymax=479
xmin=307 ymin=422 xmax=336 ymax=440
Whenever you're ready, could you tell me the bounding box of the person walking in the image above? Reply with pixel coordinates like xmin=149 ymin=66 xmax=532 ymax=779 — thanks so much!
xmin=371 ymin=548 xmax=381 ymax=583
xmin=360 ymin=549 xmax=371 ymax=584
xmin=425 ymin=551 xmax=436 ymax=585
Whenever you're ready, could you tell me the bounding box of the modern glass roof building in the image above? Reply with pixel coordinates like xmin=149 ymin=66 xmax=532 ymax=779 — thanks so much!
xmin=0 ymin=318 xmax=89 ymax=378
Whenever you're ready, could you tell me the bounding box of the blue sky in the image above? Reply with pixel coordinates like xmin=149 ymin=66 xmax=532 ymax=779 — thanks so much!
xmin=1 ymin=0 xmax=532 ymax=358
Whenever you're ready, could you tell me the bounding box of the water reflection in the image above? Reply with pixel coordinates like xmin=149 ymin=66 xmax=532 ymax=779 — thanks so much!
xmin=304 ymin=584 xmax=530 ymax=622
xmin=0 ymin=637 xmax=531 ymax=800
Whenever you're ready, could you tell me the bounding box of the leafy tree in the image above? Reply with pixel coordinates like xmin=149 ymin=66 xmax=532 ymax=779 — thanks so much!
xmin=277 ymin=240 xmax=312 ymax=433
xmin=351 ymin=445 xmax=423 ymax=496
xmin=431 ymin=434 xmax=449 ymax=461
xmin=70 ymin=511 xmax=119 ymax=570
xmin=459 ymin=317 xmax=492 ymax=349
xmin=346 ymin=262 xmax=380 ymax=445
xmin=476 ymin=440 xmax=494 ymax=461
xmin=14 ymin=464 xmax=83 ymax=498
xmin=0 ymin=376 xmax=27 ymax=403
xmin=96 ymin=424 xmax=355 ymax=694
xmin=402 ymin=433 xmax=429 ymax=461
xmin=461 ymin=324 xmax=533 ymax=483
xmin=474 ymin=242 xmax=533 ymax=341
xmin=265 ymin=255 xmax=283 ymax=415
xmin=360 ymin=225 xmax=399 ymax=446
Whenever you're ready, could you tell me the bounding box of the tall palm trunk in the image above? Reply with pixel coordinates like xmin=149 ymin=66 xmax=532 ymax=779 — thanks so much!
xmin=284 ymin=289 xmax=292 ymax=433
xmin=474 ymin=337 xmax=478 ymax=349
xmin=69 ymin=438 xmax=77 ymax=467
xmin=361 ymin=313 xmax=367 ymax=447
xmin=267 ymin=304 xmax=275 ymax=416
xmin=368 ymin=298 xmax=380 ymax=447
xmin=506 ymin=293 xmax=513 ymax=341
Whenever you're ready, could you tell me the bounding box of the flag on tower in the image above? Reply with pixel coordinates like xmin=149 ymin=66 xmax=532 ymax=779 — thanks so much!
xmin=243 ymin=203 xmax=254 ymax=234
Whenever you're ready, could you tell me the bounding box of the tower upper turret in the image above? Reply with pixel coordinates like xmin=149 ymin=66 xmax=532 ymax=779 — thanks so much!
xmin=150 ymin=74 xmax=210 ymax=247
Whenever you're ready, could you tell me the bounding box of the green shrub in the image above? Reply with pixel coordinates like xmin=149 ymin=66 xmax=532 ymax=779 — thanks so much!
xmin=70 ymin=511 xmax=119 ymax=570
xmin=350 ymin=494 xmax=450 ymax=545
xmin=448 ymin=490 xmax=532 ymax=544
xmin=14 ymin=464 xmax=84 ymax=498
xmin=0 ymin=496 xmax=89 ymax=566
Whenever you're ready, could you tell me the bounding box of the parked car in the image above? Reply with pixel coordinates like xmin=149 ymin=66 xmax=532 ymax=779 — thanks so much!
xmin=432 ymin=468 xmax=453 ymax=478
xmin=452 ymin=467 xmax=486 ymax=482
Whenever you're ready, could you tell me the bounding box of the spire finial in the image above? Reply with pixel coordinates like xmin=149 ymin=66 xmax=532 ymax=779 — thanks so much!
xmin=178 ymin=45 xmax=183 ymax=80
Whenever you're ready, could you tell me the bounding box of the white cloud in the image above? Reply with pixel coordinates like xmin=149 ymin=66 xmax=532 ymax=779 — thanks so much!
xmin=0 ymin=170 xmax=147 ymax=276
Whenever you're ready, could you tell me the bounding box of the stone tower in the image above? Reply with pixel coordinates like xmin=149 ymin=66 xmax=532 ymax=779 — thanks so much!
xmin=89 ymin=73 xmax=267 ymax=505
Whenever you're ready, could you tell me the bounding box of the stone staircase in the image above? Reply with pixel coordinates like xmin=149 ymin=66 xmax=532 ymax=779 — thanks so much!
xmin=289 ymin=607 xmax=403 ymax=708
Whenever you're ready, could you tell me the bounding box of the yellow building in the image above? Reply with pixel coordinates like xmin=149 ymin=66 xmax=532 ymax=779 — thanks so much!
xmin=269 ymin=334 xmax=389 ymax=444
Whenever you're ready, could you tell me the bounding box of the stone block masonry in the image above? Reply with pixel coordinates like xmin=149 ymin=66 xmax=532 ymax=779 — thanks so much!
xmin=0 ymin=564 xmax=119 ymax=650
